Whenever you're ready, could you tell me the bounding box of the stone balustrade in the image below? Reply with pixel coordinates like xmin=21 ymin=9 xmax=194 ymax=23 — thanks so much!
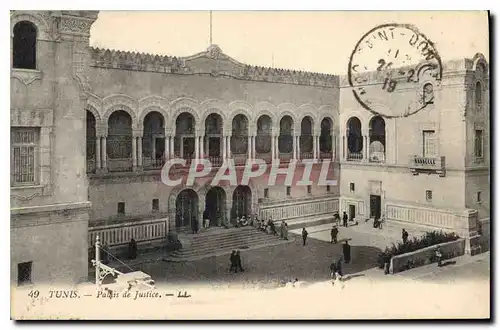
xmin=260 ymin=196 xmax=339 ymax=222
xmin=88 ymin=218 xmax=167 ymax=248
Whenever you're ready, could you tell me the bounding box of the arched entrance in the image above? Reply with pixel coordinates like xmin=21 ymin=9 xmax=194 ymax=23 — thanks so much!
xmin=231 ymin=185 xmax=252 ymax=223
xmin=204 ymin=187 xmax=226 ymax=226
xmin=175 ymin=189 xmax=198 ymax=230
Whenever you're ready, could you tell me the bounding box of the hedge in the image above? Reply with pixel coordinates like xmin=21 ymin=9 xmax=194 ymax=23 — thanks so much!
xmin=377 ymin=230 xmax=460 ymax=268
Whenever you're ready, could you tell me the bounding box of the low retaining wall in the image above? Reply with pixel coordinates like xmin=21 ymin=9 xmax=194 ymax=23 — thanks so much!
xmin=389 ymin=238 xmax=465 ymax=274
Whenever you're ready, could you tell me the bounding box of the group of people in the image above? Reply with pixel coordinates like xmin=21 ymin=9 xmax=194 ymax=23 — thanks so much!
xmin=333 ymin=211 xmax=351 ymax=228
xmin=229 ymin=250 xmax=244 ymax=273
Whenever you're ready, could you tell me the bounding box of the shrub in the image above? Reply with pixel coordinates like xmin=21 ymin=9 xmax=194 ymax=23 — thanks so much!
xmin=377 ymin=230 xmax=459 ymax=268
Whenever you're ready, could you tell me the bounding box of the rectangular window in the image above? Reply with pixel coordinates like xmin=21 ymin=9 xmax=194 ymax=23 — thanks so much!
xmin=474 ymin=130 xmax=484 ymax=158
xmin=426 ymin=190 xmax=433 ymax=202
xmin=11 ymin=127 xmax=39 ymax=186
xmin=264 ymin=188 xmax=269 ymax=198
xmin=152 ymin=199 xmax=159 ymax=212
xmin=307 ymin=185 xmax=312 ymax=194
xmin=117 ymin=202 xmax=125 ymax=215
xmin=286 ymin=186 xmax=291 ymax=196
xmin=422 ymin=130 xmax=437 ymax=158
xmin=326 ymin=185 xmax=331 ymax=193
xmin=477 ymin=192 xmax=482 ymax=203
xmin=17 ymin=261 xmax=32 ymax=286
xmin=350 ymin=183 xmax=355 ymax=192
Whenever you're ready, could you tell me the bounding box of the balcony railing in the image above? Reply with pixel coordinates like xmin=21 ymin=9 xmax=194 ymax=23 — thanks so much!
xmin=300 ymin=152 xmax=314 ymax=160
xmin=208 ymin=156 xmax=223 ymax=167
xmin=369 ymin=152 xmax=385 ymax=163
xmin=279 ymin=153 xmax=293 ymax=163
xmin=143 ymin=157 xmax=165 ymax=170
xmin=319 ymin=152 xmax=333 ymax=160
xmin=108 ymin=158 xmax=133 ymax=172
xmin=346 ymin=152 xmax=363 ymax=161
xmin=255 ymin=152 xmax=272 ymax=164
xmin=409 ymin=155 xmax=446 ymax=177
xmin=233 ymin=154 xmax=248 ymax=166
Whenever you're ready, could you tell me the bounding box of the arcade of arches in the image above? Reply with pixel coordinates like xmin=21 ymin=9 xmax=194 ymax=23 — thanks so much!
xmin=85 ymin=109 xmax=337 ymax=174
xmin=172 ymin=185 xmax=253 ymax=231
xmin=344 ymin=115 xmax=386 ymax=163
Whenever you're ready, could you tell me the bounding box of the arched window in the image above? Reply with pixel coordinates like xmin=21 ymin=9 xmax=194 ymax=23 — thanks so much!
xmin=475 ymin=82 xmax=482 ymax=111
xmin=13 ymin=21 xmax=37 ymax=70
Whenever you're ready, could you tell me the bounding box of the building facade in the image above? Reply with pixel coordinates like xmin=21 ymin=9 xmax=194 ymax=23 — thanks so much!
xmin=10 ymin=10 xmax=489 ymax=285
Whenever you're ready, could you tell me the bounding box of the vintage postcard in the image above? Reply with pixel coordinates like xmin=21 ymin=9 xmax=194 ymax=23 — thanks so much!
xmin=9 ymin=9 xmax=490 ymax=320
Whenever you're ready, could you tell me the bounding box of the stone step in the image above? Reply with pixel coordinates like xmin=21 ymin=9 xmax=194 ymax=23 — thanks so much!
xmin=172 ymin=235 xmax=284 ymax=257
xmin=188 ymin=230 xmax=273 ymax=249
xmin=165 ymin=237 xmax=294 ymax=262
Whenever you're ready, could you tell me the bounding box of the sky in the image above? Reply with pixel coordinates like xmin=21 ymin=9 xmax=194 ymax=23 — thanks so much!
xmin=89 ymin=11 xmax=489 ymax=74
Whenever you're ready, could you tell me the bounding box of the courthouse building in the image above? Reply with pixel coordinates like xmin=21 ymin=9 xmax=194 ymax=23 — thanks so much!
xmin=10 ymin=10 xmax=489 ymax=285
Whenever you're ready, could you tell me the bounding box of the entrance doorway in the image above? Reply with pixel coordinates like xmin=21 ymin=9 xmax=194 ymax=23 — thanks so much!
xmin=370 ymin=195 xmax=381 ymax=219
xmin=205 ymin=187 xmax=226 ymax=226
xmin=348 ymin=204 xmax=356 ymax=221
xmin=232 ymin=185 xmax=252 ymax=224
xmin=175 ymin=189 xmax=198 ymax=229
xmin=154 ymin=137 xmax=165 ymax=160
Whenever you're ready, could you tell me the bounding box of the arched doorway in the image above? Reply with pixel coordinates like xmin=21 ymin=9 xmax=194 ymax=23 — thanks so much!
xmin=279 ymin=115 xmax=294 ymax=162
xmin=175 ymin=189 xmax=198 ymax=230
xmin=204 ymin=187 xmax=226 ymax=226
xmin=346 ymin=116 xmax=363 ymax=161
xmin=107 ymin=110 xmax=133 ymax=172
xmin=256 ymin=115 xmax=272 ymax=162
xmin=143 ymin=111 xmax=165 ymax=169
xmin=319 ymin=117 xmax=333 ymax=159
xmin=300 ymin=116 xmax=313 ymax=159
xmin=175 ymin=112 xmax=196 ymax=162
xmin=369 ymin=116 xmax=386 ymax=163
xmin=231 ymin=185 xmax=252 ymax=223
xmin=205 ymin=113 xmax=223 ymax=166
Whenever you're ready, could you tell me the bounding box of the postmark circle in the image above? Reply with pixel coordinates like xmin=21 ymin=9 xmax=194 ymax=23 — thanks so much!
xmin=348 ymin=23 xmax=443 ymax=119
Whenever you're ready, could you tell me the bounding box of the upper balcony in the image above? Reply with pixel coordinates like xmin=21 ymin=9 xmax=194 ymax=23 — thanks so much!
xmin=409 ymin=155 xmax=446 ymax=177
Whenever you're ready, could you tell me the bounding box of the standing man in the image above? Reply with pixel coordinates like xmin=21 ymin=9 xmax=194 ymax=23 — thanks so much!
xmin=342 ymin=241 xmax=351 ymax=264
xmin=342 ymin=211 xmax=348 ymax=228
xmin=302 ymin=228 xmax=308 ymax=246
xmin=435 ymin=246 xmax=443 ymax=267
xmin=331 ymin=226 xmax=339 ymax=244
xmin=402 ymin=229 xmax=409 ymax=244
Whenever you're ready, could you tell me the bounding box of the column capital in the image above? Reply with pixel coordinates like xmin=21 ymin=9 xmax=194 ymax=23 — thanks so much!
xmin=133 ymin=130 xmax=143 ymax=138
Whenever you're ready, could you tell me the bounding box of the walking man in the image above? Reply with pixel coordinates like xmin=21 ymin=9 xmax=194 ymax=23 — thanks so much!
xmin=402 ymin=228 xmax=409 ymax=244
xmin=235 ymin=251 xmax=244 ymax=272
xmin=342 ymin=212 xmax=348 ymax=228
xmin=435 ymin=246 xmax=443 ymax=267
xmin=342 ymin=241 xmax=351 ymax=264
xmin=331 ymin=226 xmax=339 ymax=244
xmin=229 ymin=250 xmax=237 ymax=272
xmin=302 ymin=228 xmax=308 ymax=246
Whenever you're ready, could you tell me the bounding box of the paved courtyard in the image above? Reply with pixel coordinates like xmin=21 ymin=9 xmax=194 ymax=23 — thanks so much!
xmin=105 ymin=220 xmax=489 ymax=290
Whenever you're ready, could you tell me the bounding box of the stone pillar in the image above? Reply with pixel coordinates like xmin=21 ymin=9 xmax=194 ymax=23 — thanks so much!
xmin=170 ymin=136 xmax=174 ymax=158
xmin=227 ymin=135 xmax=232 ymax=160
xmin=180 ymin=137 xmax=184 ymax=159
xmin=313 ymin=134 xmax=317 ymax=160
xmin=164 ymin=136 xmax=169 ymax=161
xmin=95 ymin=136 xmax=101 ymax=170
xmin=252 ymin=135 xmax=256 ymax=160
xmin=332 ymin=135 xmax=336 ymax=161
xmin=342 ymin=135 xmax=345 ymax=160
xmin=271 ymin=135 xmax=276 ymax=160
xmin=132 ymin=136 xmax=137 ymax=168
xmin=247 ymin=135 xmax=252 ymax=161
xmin=296 ymin=135 xmax=301 ymax=159
xmin=137 ymin=136 xmax=143 ymax=168
xmin=226 ymin=201 xmax=233 ymax=226
xmin=101 ymin=136 xmax=107 ymax=171
xmin=222 ymin=135 xmax=227 ymax=161
xmin=365 ymin=135 xmax=369 ymax=161
xmin=194 ymin=135 xmax=199 ymax=160
xmin=200 ymin=136 xmax=204 ymax=159
xmin=198 ymin=204 xmax=205 ymax=231
xmin=275 ymin=135 xmax=280 ymax=160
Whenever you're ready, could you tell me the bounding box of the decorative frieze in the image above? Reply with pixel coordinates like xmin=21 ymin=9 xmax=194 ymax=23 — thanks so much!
xmin=90 ymin=46 xmax=339 ymax=88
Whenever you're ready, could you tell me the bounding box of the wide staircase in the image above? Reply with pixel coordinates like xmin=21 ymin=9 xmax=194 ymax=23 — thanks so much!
xmin=165 ymin=226 xmax=292 ymax=262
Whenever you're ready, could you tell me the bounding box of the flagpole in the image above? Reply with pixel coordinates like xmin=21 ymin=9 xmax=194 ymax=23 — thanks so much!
xmin=209 ymin=10 xmax=213 ymax=45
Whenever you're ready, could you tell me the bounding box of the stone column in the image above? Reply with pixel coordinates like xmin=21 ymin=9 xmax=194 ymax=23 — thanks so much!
xmin=313 ymin=134 xmax=317 ymax=160
xmin=364 ymin=134 xmax=369 ymax=161
xmin=252 ymin=135 xmax=256 ymax=160
xmin=180 ymin=137 xmax=184 ymax=159
xmin=194 ymin=135 xmax=199 ymax=161
xmin=198 ymin=204 xmax=205 ymax=232
xmin=199 ymin=136 xmax=204 ymax=159
xmin=164 ymin=136 xmax=169 ymax=161
xmin=332 ymin=135 xmax=336 ymax=161
xmin=226 ymin=200 xmax=233 ymax=226
xmin=137 ymin=136 xmax=143 ymax=168
xmin=95 ymin=136 xmax=101 ymax=170
xmin=296 ymin=135 xmax=301 ymax=159
xmin=271 ymin=134 xmax=276 ymax=160
xmin=275 ymin=135 xmax=280 ymax=160
xmin=101 ymin=136 xmax=107 ymax=171
xmin=247 ymin=134 xmax=252 ymax=161
xmin=222 ymin=136 xmax=227 ymax=161
xmin=227 ymin=135 xmax=232 ymax=160
xmin=132 ymin=136 xmax=137 ymax=169
xmin=170 ymin=136 xmax=174 ymax=158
